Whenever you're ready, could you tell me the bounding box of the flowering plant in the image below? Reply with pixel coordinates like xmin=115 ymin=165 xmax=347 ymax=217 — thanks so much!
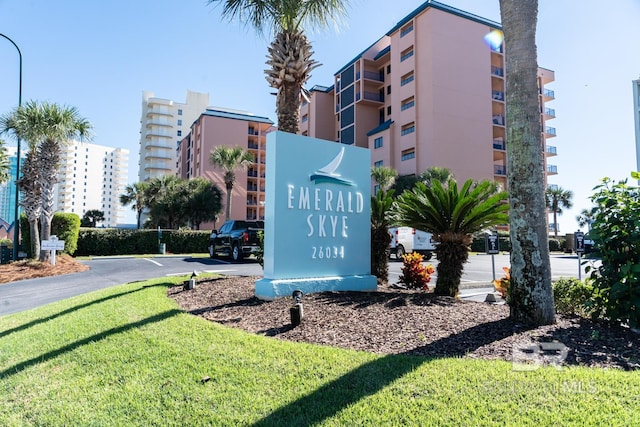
xmin=493 ymin=266 xmax=510 ymax=300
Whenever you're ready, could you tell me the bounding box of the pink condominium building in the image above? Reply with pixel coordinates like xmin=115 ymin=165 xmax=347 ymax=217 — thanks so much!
xmin=177 ymin=108 xmax=274 ymax=229
xmin=299 ymin=1 xmax=557 ymax=191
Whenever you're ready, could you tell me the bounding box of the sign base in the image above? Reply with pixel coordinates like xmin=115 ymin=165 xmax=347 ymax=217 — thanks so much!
xmin=255 ymin=275 xmax=377 ymax=301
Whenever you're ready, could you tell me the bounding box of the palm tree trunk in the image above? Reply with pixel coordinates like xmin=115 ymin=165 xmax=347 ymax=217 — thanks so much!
xmin=500 ymin=0 xmax=555 ymax=325
xmin=18 ymin=151 xmax=42 ymax=259
xmin=38 ymin=139 xmax=60 ymax=262
xmin=553 ymin=210 xmax=558 ymax=238
xmin=433 ymin=235 xmax=469 ymax=297
xmin=371 ymin=226 xmax=391 ymax=283
xmin=225 ymin=182 xmax=233 ymax=221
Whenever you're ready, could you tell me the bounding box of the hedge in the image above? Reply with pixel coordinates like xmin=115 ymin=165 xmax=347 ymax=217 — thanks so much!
xmin=20 ymin=212 xmax=81 ymax=257
xmin=74 ymin=228 xmax=210 ymax=256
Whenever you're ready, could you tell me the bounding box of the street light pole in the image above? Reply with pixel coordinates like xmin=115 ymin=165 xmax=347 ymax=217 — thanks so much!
xmin=0 ymin=33 xmax=23 ymax=261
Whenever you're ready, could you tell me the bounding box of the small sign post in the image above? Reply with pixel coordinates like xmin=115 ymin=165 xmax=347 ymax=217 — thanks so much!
xmin=485 ymin=232 xmax=500 ymax=281
xmin=41 ymin=235 xmax=65 ymax=266
xmin=574 ymin=231 xmax=585 ymax=280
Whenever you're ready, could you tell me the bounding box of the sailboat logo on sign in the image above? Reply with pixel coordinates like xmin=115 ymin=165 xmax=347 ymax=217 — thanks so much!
xmin=309 ymin=147 xmax=354 ymax=186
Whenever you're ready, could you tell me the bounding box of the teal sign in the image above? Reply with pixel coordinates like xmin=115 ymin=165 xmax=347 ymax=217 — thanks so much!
xmin=255 ymin=132 xmax=377 ymax=299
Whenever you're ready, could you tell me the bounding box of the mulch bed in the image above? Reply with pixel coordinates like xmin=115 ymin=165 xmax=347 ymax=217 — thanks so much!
xmin=168 ymin=276 xmax=639 ymax=370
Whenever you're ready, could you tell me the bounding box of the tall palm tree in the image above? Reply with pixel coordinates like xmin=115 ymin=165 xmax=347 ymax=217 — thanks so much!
xmin=0 ymin=101 xmax=92 ymax=261
xmin=419 ymin=166 xmax=453 ymax=187
xmin=210 ymin=145 xmax=254 ymax=221
xmin=545 ymin=186 xmax=573 ymax=238
xmin=371 ymin=165 xmax=397 ymax=193
xmin=393 ymin=178 xmax=509 ymax=297
xmin=17 ymin=150 xmax=42 ymax=258
xmin=0 ymin=139 xmax=9 ymax=184
xmin=499 ymin=0 xmax=555 ymax=325
xmin=576 ymin=207 xmax=595 ymax=231
xmin=120 ymin=182 xmax=150 ymax=229
xmin=208 ymin=0 xmax=349 ymax=133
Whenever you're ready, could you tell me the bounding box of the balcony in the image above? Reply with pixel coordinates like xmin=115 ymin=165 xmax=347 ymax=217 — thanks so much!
xmin=545 ymin=126 xmax=556 ymax=137
xmin=363 ymin=70 xmax=384 ymax=82
xmin=492 ymin=115 xmax=505 ymax=126
xmin=248 ymin=128 xmax=260 ymax=136
xmin=493 ymin=139 xmax=506 ymax=150
xmin=494 ymin=164 xmax=507 ymax=176
xmin=491 ymin=66 xmax=504 ymax=77
xmin=545 ymin=145 xmax=557 ymax=156
xmin=145 ymin=149 xmax=172 ymax=160
xmin=357 ymin=91 xmax=384 ymax=105
xmin=547 ymin=164 xmax=558 ymax=175
xmin=540 ymin=87 xmax=555 ymax=101
xmin=145 ymin=130 xmax=172 ymax=139
xmin=544 ymin=107 xmax=556 ymax=118
xmin=247 ymin=142 xmax=259 ymax=149
xmin=247 ymin=170 xmax=258 ymax=177
xmin=492 ymin=91 xmax=505 ymax=101
xmin=146 ymin=108 xmax=174 ymax=117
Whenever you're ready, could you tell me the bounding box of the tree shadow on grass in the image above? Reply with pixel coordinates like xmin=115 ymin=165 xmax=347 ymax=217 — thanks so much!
xmin=251 ymin=318 xmax=526 ymax=427
xmin=0 ymin=308 xmax=182 ymax=379
xmin=0 ymin=283 xmax=168 ymax=339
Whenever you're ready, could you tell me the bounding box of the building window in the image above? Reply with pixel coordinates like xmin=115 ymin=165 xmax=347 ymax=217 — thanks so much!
xmin=401 ymin=148 xmax=416 ymax=161
xmin=386 ymin=65 xmax=391 ymax=74
xmin=386 ymin=86 xmax=391 ymax=95
xmin=401 ymin=96 xmax=415 ymax=111
xmin=374 ymin=137 xmax=383 ymax=149
xmin=387 ymin=106 xmax=391 ymax=116
xmin=301 ymin=114 xmax=308 ymax=123
xmin=177 ymin=109 xmax=183 ymax=115
xmin=177 ymin=130 xmax=182 ymax=137
xmin=401 ymin=71 xmax=414 ymax=86
xmin=374 ymin=160 xmax=383 ymax=167
xmin=177 ymin=119 xmax=182 ymax=126
xmin=400 ymin=23 xmax=414 ymax=37
xmin=401 ymin=122 xmax=416 ymax=136
xmin=400 ymin=46 xmax=414 ymax=62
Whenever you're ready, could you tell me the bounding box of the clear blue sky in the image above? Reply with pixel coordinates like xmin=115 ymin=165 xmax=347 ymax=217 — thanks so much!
xmin=1 ymin=0 xmax=639 ymax=231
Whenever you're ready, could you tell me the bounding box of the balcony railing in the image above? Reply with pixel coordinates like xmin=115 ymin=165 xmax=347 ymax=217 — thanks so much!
xmin=544 ymin=107 xmax=556 ymax=117
xmin=494 ymin=165 xmax=507 ymax=175
xmin=539 ymin=88 xmax=555 ymax=99
xmin=547 ymin=165 xmax=558 ymax=174
xmin=493 ymin=139 xmax=506 ymax=150
xmin=363 ymin=70 xmax=384 ymax=82
xmin=545 ymin=126 xmax=556 ymax=136
xmin=363 ymin=91 xmax=384 ymax=102
xmin=248 ymin=142 xmax=259 ymax=149
xmin=247 ymin=170 xmax=258 ymax=177
xmin=546 ymin=145 xmax=557 ymax=155
xmin=492 ymin=91 xmax=505 ymax=101
xmin=492 ymin=115 xmax=505 ymax=126
xmin=491 ymin=66 xmax=504 ymax=77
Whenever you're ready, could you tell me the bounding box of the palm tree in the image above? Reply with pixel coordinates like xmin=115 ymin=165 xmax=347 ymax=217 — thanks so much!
xmin=0 ymin=139 xmax=9 ymax=184
xmin=81 ymin=210 xmax=105 ymax=228
xmin=393 ymin=178 xmax=509 ymax=297
xmin=185 ymin=178 xmax=223 ymax=230
xmin=545 ymin=186 xmax=573 ymax=238
xmin=120 ymin=182 xmax=149 ymax=229
xmin=371 ymin=166 xmax=397 ymax=193
xmin=576 ymin=208 xmax=595 ymax=231
xmin=208 ymin=0 xmax=349 ymax=133
xmin=419 ymin=166 xmax=453 ymax=187
xmin=370 ymin=188 xmax=395 ymax=284
xmin=17 ymin=150 xmax=42 ymax=258
xmin=210 ymin=145 xmax=254 ymax=221
xmin=144 ymin=175 xmax=184 ymax=229
xmin=499 ymin=0 xmax=555 ymax=325
xmin=0 ymin=101 xmax=92 ymax=261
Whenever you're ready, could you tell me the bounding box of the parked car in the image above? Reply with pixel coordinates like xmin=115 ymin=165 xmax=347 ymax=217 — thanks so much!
xmin=389 ymin=226 xmax=436 ymax=260
xmin=209 ymin=220 xmax=263 ymax=261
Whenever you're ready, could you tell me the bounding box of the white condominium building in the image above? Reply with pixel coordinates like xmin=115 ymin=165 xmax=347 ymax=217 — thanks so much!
xmin=138 ymin=90 xmax=210 ymax=182
xmin=55 ymin=141 xmax=129 ymax=227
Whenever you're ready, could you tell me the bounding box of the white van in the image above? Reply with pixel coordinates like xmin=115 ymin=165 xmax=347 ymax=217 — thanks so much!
xmin=389 ymin=227 xmax=436 ymax=260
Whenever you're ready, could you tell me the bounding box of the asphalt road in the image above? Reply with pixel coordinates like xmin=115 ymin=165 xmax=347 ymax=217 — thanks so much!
xmin=0 ymin=253 xmax=595 ymax=316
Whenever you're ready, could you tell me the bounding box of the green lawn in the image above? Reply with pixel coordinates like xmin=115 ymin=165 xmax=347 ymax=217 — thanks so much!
xmin=1 ymin=276 xmax=638 ymax=426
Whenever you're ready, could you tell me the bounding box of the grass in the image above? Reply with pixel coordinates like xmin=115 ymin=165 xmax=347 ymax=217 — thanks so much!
xmin=1 ymin=276 xmax=639 ymax=426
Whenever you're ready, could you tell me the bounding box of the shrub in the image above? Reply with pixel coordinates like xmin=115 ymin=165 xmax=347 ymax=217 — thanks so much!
xmin=19 ymin=212 xmax=81 ymax=257
xmin=493 ymin=267 xmax=510 ymax=302
xmin=553 ymin=277 xmax=595 ymax=317
xmin=548 ymin=238 xmax=563 ymax=252
xmin=398 ymin=252 xmax=434 ymax=290
xmin=255 ymin=231 xmax=264 ymax=268
xmin=587 ymin=178 xmax=640 ymax=328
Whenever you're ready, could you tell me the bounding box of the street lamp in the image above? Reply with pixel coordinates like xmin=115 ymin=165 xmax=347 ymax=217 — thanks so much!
xmin=0 ymin=33 xmax=22 ymax=261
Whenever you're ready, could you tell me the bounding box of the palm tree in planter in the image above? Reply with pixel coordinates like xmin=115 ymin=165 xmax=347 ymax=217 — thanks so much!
xmin=545 ymin=186 xmax=573 ymax=238
xmin=210 ymin=145 xmax=254 ymax=221
xmin=208 ymin=0 xmax=349 ymax=133
xmin=393 ymin=178 xmax=509 ymax=297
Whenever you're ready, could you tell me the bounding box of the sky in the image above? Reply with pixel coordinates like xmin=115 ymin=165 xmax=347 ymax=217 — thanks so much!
xmin=1 ymin=0 xmax=639 ymax=231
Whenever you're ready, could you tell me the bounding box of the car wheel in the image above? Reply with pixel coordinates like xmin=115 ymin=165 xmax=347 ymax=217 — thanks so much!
xmin=209 ymin=244 xmax=216 ymax=258
xmin=423 ymin=252 xmax=433 ymax=261
xmin=231 ymin=244 xmax=243 ymax=262
xmin=396 ymin=245 xmax=405 ymax=260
